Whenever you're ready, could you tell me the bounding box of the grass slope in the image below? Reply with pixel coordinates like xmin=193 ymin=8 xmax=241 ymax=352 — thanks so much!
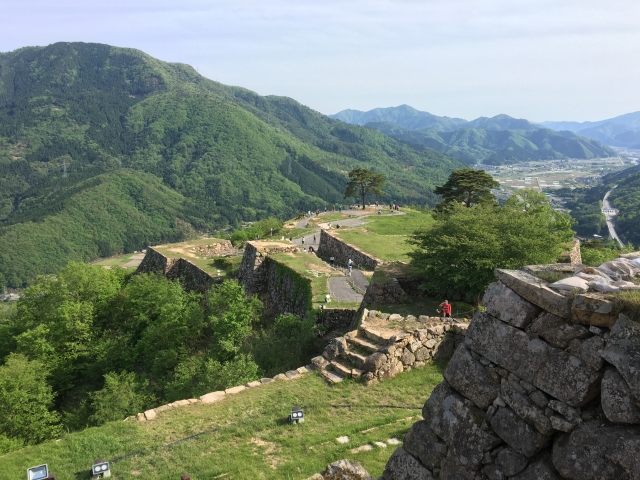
xmin=0 ymin=365 xmax=446 ymax=480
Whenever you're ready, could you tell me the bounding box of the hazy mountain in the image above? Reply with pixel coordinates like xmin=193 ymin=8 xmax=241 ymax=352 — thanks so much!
xmin=542 ymin=111 xmax=640 ymax=148
xmin=330 ymin=105 xmax=467 ymax=131
xmin=465 ymin=114 xmax=539 ymax=131
xmin=368 ymin=122 xmax=616 ymax=165
xmin=0 ymin=42 xmax=465 ymax=287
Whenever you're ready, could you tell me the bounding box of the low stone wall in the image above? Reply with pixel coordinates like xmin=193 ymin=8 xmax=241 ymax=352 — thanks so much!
xmin=192 ymin=240 xmax=236 ymax=257
xmin=312 ymin=311 xmax=467 ymax=384
xmin=364 ymin=278 xmax=410 ymax=305
xmin=317 ymin=229 xmax=381 ymax=270
xmin=319 ymin=308 xmax=359 ymax=331
xmin=380 ymin=266 xmax=640 ymax=480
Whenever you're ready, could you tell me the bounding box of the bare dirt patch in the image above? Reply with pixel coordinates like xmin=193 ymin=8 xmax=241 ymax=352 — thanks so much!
xmin=250 ymin=437 xmax=281 ymax=469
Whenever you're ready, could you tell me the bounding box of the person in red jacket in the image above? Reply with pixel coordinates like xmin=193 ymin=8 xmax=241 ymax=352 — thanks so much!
xmin=439 ymin=300 xmax=452 ymax=319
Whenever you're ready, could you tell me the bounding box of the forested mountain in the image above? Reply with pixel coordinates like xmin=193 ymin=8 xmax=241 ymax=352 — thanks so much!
xmin=330 ymin=105 xmax=468 ymax=131
xmin=0 ymin=42 xmax=464 ymax=287
xmin=367 ymin=121 xmax=615 ymax=165
xmin=542 ymin=111 xmax=640 ymax=148
xmin=560 ymin=164 xmax=640 ymax=246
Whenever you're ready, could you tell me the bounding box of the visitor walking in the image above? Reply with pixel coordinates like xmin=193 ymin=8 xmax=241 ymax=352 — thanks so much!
xmin=439 ymin=300 xmax=452 ymax=319
xmin=313 ymin=234 xmax=316 ymax=243
xmin=301 ymin=237 xmax=305 ymax=245
xmin=330 ymin=255 xmax=335 ymax=267
xmin=347 ymin=258 xmax=353 ymax=276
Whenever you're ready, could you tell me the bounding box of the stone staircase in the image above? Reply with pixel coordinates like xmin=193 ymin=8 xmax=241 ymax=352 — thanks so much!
xmin=311 ymin=311 xmax=468 ymax=384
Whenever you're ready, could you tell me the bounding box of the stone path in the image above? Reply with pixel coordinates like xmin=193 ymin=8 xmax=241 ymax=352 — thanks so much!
xmin=344 ymin=268 xmax=369 ymax=294
xmin=329 ymin=277 xmax=364 ymax=303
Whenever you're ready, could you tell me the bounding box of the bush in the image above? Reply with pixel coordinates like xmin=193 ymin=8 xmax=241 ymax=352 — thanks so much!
xmin=0 ymin=354 xmax=62 ymax=447
xmin=89 ymin=372 xmax=155 ymax=425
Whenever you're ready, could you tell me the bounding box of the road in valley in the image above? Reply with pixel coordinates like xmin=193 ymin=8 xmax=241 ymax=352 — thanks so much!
xmin=602 ymin=187 xmax=625 ymax=247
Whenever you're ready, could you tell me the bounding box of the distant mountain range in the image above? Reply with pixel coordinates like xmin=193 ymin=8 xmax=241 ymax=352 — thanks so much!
xmin=541 ymin=111 xmax=640 ymax=149
xmin=331 ymin=106 xmax=616 ymax=164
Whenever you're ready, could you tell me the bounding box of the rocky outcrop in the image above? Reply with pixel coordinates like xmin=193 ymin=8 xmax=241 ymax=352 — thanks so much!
xmin=317 ymin=229 xmax=381 ymax=270
xmin=380 ymin=264 xmax=640 ymax=480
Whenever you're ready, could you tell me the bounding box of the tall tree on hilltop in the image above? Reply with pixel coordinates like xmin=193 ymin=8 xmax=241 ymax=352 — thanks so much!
xmin=434 ymin=168 xmax=499 ymax=209
xmin=344 ymin=168 xmax=386 ymax=209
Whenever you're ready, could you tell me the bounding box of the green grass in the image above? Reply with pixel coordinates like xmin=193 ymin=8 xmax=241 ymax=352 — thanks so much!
xmin=0 ymin=363 xmax=447 ymax=479
xmin=281 ymin=228 xmax=316 ymax=240
xmin=269 ymin=253 xmax=342 ymax=306
xmin=613 ymin=290 xmax=640 ymax=324
xmin=333 ymin=230 xmax=413 ymax=263
xmin=368 ymin=296 xmax=476 ymax=320
xmin=359 ymin=210 xmax=434 ymax=235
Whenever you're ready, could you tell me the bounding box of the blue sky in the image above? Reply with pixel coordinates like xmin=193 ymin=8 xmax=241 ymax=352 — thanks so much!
xmin=2 ymin=0 xmax=639 ymax=121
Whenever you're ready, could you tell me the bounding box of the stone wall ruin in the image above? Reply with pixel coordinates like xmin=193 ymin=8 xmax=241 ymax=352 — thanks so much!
xmin=379 ymin=265 xmax=640 ymax=480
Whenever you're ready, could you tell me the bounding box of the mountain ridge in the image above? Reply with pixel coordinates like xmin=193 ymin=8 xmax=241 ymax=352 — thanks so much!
xmin=0 ymin=42 xmax=465 ymax=287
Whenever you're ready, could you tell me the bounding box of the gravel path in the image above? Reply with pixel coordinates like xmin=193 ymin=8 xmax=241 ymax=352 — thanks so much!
xmin=328 ymin=277 xmax=364 ymax=303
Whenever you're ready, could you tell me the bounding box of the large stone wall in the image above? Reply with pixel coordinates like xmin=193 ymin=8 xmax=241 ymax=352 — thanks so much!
xmin=238 ymin=241 xmax=315 ymax=318
xmin=135 ymin=248 xmax=218 ymax=293
xmin=317 ymin=229 xmax=381 ymax=270
xmin=136 ymin=247 xmax=178 ymax=275
xmin=380 ymin=266 xmax=640 ymax=480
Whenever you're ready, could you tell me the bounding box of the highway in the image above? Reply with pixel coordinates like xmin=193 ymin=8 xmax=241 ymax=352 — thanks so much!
xmin=602 ymin=186 xmax=625 ymax=247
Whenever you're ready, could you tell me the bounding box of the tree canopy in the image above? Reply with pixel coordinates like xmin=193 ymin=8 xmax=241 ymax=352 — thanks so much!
xmin=433 ymin=168 xmax=499 ymax=209
xmin=344 ymin=168 xmax=386 ymax=209
xmin=409 ymin=190 xmax=575 ymax=296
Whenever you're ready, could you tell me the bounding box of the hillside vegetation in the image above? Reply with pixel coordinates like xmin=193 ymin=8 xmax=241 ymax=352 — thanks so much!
xmin=0 ymin=42 xmax=464 ymax=287
xmin=560 ymin=164 xmax=640 ymax=246
xmin=367 ymin=122 xmax=615 ymax=165
xmin=0 ymin=362 xmax=444 ymax=479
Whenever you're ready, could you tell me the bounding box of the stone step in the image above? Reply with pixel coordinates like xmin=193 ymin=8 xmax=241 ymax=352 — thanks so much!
xmin=320 ymin=369 xmax=346 ymax=385
xmin=331 ymin=360 xmax=353 ymax=377
xmin=347 ymin=335 xmax=384 ymax=354
xmin=347 ymin=351 xmax=367 ymax=369
xmin=362 ymin=327 xmax=395 ymax=345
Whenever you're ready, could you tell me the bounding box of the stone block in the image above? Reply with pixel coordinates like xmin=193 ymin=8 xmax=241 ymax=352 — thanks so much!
xmin=500 ymin=380 xmax=554 ymax=435
xmin=400 ymin=350 xmax=415 ymax=365
xmin=403 ymin=420 xmax=447 ymax=470
xmin=466 ymin=312 xmax=602 ymax=407
xmin=389 ymin=314 xmax=403 ymax=322
xmin=311 ymin=356 xmax=330 ymax=370
xmin=529 ymin=312 xmax=590 ymax=349
xmin=495 ymin=447 xmax=528 ymax=476
xmin=601 ymin=314 xmax=640 ymax=404
xmin=273 ymin=373 xmax=288 ymax=381
xmin=136 ymin=412 xmax=146 ymax=422
xmin=424 ymin=382 xmax=501 ymax=469
xmin=571 ymin=292 xmax=617 ymax=327
xmin=245 ymin=381 xmax=262 ymax=388
xmin=260 ymin=377 xmax=273 ymax=384
xmin=490 ymin=407 xmax=552 ymax=458
xmin=285 ymin=370 xmax=301 ymax=379
xmin=439 ymin=456 xmax=475 ymax=480
xmin=414 ymin=347 xmax=430 ymax=362
xmin=225 ymin=385 xmax=246 ymax=395
xmin=432 ymin=335 xmax=455 ymax=360
xmin=577 ymin=335 xmax=605 ymax=370
xmin=363 ymin=352 xmax=387 ymax=372
xmin=324 ymin=337 xmax=348 ymax=360
xmin=483 ymin=281 xmax=542 ymax=328
xmin=443 ymin=345 xmax=500 ymax=409
xmin=144 ymin=409 xmax=156 ymax=421
xmin=511 ymin=453 xmax=560 ymax=479
xmin=494 ymin=269 xmax=572 ymax=318
xmin=601 ymin=367 xmax=640 ymax=424
xmin=378 ymin=359 xmax=404 ymax=379
xmin=552 ymin=421 xmax=640 ymax=479
xmin=383 ymin=447 xmax=433 ymax=480
xmin=199 ymin=391 xmax=226 ymax=404
xmin=173 ymin=399 xmax=190 ymax=407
